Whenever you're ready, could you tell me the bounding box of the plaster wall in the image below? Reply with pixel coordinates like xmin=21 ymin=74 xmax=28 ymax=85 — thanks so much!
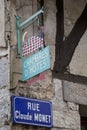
xmin=63 ymin=0 xmax=87 ymax=105
xmin=0 ymin=0 xmax=5 ymax=47
xmin=64 ymin=0 xmax=87 ymax=77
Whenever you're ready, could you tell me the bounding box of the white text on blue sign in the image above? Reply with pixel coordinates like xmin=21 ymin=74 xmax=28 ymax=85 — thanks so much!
xmin=12 ymin=96 xmax=53 ymax=127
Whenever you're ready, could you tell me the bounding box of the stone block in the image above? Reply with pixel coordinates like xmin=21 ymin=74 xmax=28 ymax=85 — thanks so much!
xmin=63 ymin=80 xmax=87 ymax=105
xmin=51 ymin=129 xmax=78 ymax=130
xmin=11 ymin=125 xmax=24 ymax=130
xmin=52 ymin=79 xmax=67 ymax=112
xmin=50 ymin=45 xmax=55 ymax=70
xmin=53 ymin=111 xmax=80 ymax=130
xmin=0 ymin=88 xmax=10 ymax=126
xmin=12 ymin=57 xmax=22 ymax=73
xmin=52 ymin=79 xmax=80 ymax=130
xmin=11 ymin=73 xmax=22 ymax=89
xmin=27 ymin=71 xmax=54 ymax=100
xmin=0 ymin=57 xmax=9 ymax=88
xmin=0 ymin=126 xmax=11 ymax=130
xmin=0 ymin=0 xmax=5 ymax=47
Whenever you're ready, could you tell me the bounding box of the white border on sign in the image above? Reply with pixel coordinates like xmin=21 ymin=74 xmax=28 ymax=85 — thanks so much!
xmin=13 ymin=96 xmax=53 ymax=128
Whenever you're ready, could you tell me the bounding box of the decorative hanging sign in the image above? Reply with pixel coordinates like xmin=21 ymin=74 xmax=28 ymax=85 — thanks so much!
xmin=12 ymin=96 xmax=53 ymax=128
xmin=22 ymin=35 xmax=43 ymax=56
xmin=22 ymin=46 xmax=50 ymax=81
xmin=16 ymin=7 xmax=44 ymax=56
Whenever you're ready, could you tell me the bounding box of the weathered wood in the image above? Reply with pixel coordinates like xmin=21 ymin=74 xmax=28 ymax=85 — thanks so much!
xmin=54 ymin=0 xmax=64 ymax=72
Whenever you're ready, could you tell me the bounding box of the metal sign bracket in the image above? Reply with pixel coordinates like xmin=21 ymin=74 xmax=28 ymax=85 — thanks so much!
xmin=16 ymin=7 xmax=44 ymax=57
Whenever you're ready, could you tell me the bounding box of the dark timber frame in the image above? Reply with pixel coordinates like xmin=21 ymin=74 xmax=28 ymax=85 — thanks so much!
xmin=53 ymin=0 xmax=87 ymax=84
xmin=54 ymin=0 xmax=87 ymax=73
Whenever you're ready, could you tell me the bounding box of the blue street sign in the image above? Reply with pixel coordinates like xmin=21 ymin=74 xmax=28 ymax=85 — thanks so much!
xmin=22 ymin=46 xmax=50 ymax=81
xmin=12 ymin=96 xmax=53 ymax=128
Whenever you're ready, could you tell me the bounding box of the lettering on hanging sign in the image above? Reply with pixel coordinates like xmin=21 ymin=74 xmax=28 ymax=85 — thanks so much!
xmin=22 ymin=46 xmax=50 ymax=81
xmin=12 ymin=96 xmax=53 ymax=128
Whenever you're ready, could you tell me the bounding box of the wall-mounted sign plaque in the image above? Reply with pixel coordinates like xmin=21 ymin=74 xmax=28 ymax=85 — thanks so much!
xmin=22 ymin=46 xmax=50 ymax=81
xmin=12 ymin=96 xmax=53 ymax=128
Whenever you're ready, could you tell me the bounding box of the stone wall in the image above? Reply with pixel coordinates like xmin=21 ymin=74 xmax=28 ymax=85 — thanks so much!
xmin=0 ymin=0 xmax=10 ymax=130
xmin=9 ymin=0 xmax=80 ymax=130
xmin=0 ymin=0 xmax=5 ymax=47
xmin=52 ymin=79 xmax=80 ymax=130
xmin=2 ymin=0 xmax=87 ymax=130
